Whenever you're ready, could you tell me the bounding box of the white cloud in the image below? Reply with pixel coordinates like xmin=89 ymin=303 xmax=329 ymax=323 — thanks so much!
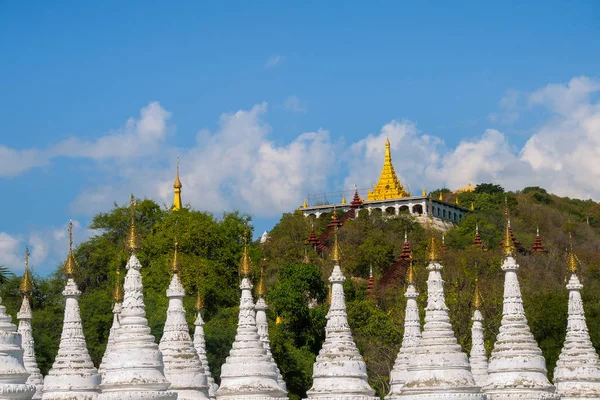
xmin=265 ymin=55 xmax=284 ymax=69
xmin=283 ymin=95 xmax=307 ymax=113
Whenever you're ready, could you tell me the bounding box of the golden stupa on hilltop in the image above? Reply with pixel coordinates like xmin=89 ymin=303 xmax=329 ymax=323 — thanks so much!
xmin=367 ymin=137 xmax=410 ymax=200
xmin=456 ymin=182 xmax=475 ymax=193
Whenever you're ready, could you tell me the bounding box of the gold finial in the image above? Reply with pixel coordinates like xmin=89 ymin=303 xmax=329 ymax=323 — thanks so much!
xmin=438 ymin=192 xmax=443 ymax=201
xmin=257 ymin=259 xmax=267 ymax=297
xmin=473 ymin=275 xmax=483 ymax=309
xmin=326 ymin=283 xmax=332 ymax=305
xmin=170 ymin=241 xmax=181 ymax=274
xmin=455 ymin=196 xmax=459 ymax=205
xmin=64 ymin=220 xmax=77 ymax=277
xmin=173 ymin=156 xmax=182 ymax=189
xmin=422 ymin=188 xmax=427 ymax=196
xmin=470 ymin=202 xmax=475 ymax=211
xmin=276 ymin=315 xmax=283 ymax=324
xmin=173 ymin=157 xmax=183 ymax=210
xmin=239 ymin=233 xmax=253 ymax=277
xmin=113 ymin=265 xmax=124 ymax=302
xmin=195 ymin=289 xmax=204 ymax=311
xmin=302 ymin=199 xmax=307 ymax=208
xmin=20 ymin=246 xmax=34 ymax=295
xmin=406 ymin=257 xmax=416 ymax=284
xmin=341 ymin=195 xmax=346 ymax=205
xmin=126 ymin=194 xmax=141 ymax=252
xmin=503 ymin=198 xmax=515 ymax=256
xmin=427 ymin=215 xmax=438 ymax=262
xmin=567 ymin=229 xmax=578 ymax=274
xmin=331 ymin=226 xmax=341 ymax=263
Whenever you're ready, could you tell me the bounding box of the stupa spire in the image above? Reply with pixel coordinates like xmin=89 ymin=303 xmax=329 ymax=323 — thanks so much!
xmin=126 ymin=194 xmax=141 ymax=253
xmin=193 ymin=290 xmax=219 ymax=398
xmin=255 ymin=260 xmax=287 ymax=393
xmin=17 ymin=246 xmax=43 ymax=399
xmin=367 ymin=138 xmax=409 ymax=200
xmin=215 ymin=233 xmax=287 ymax=399
xmin=387 ymin=257 xmax=421 ymax=396
xmin=43 ymin=222 xmax=101 ymax=399
xmin=553 ymin=230 xmax=600 ymax=398
xmin=159 ymin=240 xmax=209 ymax=399
xmin=0 ymin=289 xmax=36 ymax=399
xmin=307 ymin=227 xmax=377 ymax=399
xmin=532 ymin=226 xmax=547 ymax=254
xmin=98 ymin=265 xmax=123 ymax=378
xmin=469 ymin=274 xmax=488 ymax=387
xmin=482 ymin=209 xmax=558 ymax=399
xmin=99 ymin=195 xmax=176 ymax=400
xmin=395 ymin=226 xmax=483 ymax=399
xmin=173 ymin=156 xmax=182 ymax=211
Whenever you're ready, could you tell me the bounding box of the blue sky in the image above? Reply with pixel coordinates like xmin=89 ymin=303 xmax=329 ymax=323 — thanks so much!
xmin=1 ymin=1 xmax=600 ymax=275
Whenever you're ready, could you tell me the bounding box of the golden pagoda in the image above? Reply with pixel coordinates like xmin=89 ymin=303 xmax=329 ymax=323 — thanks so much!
xmin=367 ymin=137 xmax=410 ymax=200
xmin=173 ymin=156 xmax=182 ymax=211
xmin=456 ymin=182 xmax=475 ymax=193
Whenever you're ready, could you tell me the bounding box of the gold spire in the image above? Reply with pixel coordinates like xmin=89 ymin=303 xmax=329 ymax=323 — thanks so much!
xmin=422 ymin=188 xmax=427 ymax=196
xmin=126 ymin=194 xmax=141 ymax=252
xmin=367 ymin=137 xmax=410 ymax=200
xmin=20 ymin=246 xmax=34 ymax=295
xmin=173 ymin=156 xmax=183 ymax=211
xmin=473 ymin=275 xmax=483 ymax=309
xmin=438 ymin=192 xmax=443 ymax=201
xmin=257 ymin=259 xmax=267 ymax=297
xmin=502 ymin=198 xmax=515 ymax=257
xmin=239 ymin=233 xmax=253 ymax=277
xmin=64 ymin=220 xmax=77 ymax=277
xmin=113 ymin=265 xmax=124 ymax=303
xmin=170 ymin=241 xmax=181 ymax=274
xmin=567 ymin=231 xmax=578 ymax=274
xmin=427 ymin=216 xmax=438 ymax=262
xmin=406 ymin=257 xmax=416 ymax=284
xmin=331 ymin=226 xmax=341 ymax=263
xmin=195 ymin=289 xmax=204 ymax=311
xmin=470 ymin=202 xmax=475 ymax=211
xmin=302 ymin=199 xmax=307 ymax=208
xmin=326 ymin=283 xmax=332 ymax=305
xmin=455 ymin=196 xmax=459 ymax=205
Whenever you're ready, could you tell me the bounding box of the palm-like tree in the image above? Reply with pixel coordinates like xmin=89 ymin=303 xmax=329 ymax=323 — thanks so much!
xmin=0 ymin=266 xmax=13 ymax=285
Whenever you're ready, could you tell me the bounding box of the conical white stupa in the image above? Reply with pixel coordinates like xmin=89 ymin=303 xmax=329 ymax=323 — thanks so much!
xmin=159 ymin=242 xmax=209 ymax=399
xmin=17 ymin=247 xmax=43 ymax=399
xmin=553 ymin=232 xmax=600 ymax=399
xmin=397 ymin=229 xmax=484 ymax=400
xmin=483 ymin=208 xmax=558 ymax=399
xmin=387 ymin=258 xmax=421 ymax=398
xmin=306 ymin=227 xmax=377 ymax=400
xmin=193 ymin=292 xmax=218 ymax=399
xmin=0 ymin=286 xmax=36 ymax=398
xmin=98 ymin=266 xmax=123 ymax=378
xmin=42 ymin=222 xmax=100 ymax=400
xmin=255 ymin=260 xmax=287 ymax=394
xmin=216 ymin=236 xmax=287 ymax=399
xmin=99 ymin=196 xmax=176 ymax=400
xmin=469 ymin=276 xmax=488 ymax=388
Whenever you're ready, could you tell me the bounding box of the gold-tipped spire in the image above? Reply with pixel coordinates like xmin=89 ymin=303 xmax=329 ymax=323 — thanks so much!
xmin=126 ymin=194 xmax=141 ymax=252
xmin=473 ymin=275 xmax=483 ymax=309
xmin=427 ymin=215 xmax=438 ymax=262
xmin=326 ymin=283 xmax=332 ymax=305
xmin=195 ymin=289 xmax=204 ymax=311
xmin=239 ymin=233 xmax=253 ymax=277
xmin=341 ymin=195 xmax=346 ymax=205
xmin=422 ymin=188 xmax=427 ymax=196
xmin=302 ymin=199 xmax=307 ymax=209
xmin=64 ymin=220 xmax=77 ymax=277
xmin=173 ymin=156 xmax=182 ymax=211
xmin=455 ymin=196 xmax=459 ymax=206
xmin=470 ymin=202 xmax=475 ymax=211
xmin=113 ymin=265 xmax=124 ymax=303
xmin=567 ymin=230 xmax=578 ymax=274
xmin=20 ymin=246 xmax=34 ymax=295
xmin=331 ymin=226 xmax=341 ymax=263
xmin=170 ymin=241 xmax=181 ymax=274
xmin=438 ymin=192 xmax=443 ymax=201
xmin=502 ymin=198 xmax=515 ymax=257
xmin=406 ymin=256 xmax=416 ymax=284
xmin=257 ymin=259 xmax=267 ymax=297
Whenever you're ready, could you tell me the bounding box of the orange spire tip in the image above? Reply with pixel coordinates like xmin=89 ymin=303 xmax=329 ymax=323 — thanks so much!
xmin=20 ymin=246 xmax=34 ymax=295
xmin=239 ymin=234 xmax=253 ymax=277
xmin=64 ymin=220 xmax=77 ymax=277
xmin=126 ymin=195 xmax=142 ymax=252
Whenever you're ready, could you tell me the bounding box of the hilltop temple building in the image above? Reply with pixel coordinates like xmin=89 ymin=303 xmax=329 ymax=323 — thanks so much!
xmin=299 ymin=138 xmax=468 ymax=226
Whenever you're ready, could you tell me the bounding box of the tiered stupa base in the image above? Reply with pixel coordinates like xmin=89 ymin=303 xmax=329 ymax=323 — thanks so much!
xmin=0 ymin=384 xmax=37 ymax=400
xmin=41 ymin=390 xmax=98 ymax=400
xmin=483 ymin=392 xmax=559 ymax=400
xmin=98 ymin=392 xmax=177 ymax=400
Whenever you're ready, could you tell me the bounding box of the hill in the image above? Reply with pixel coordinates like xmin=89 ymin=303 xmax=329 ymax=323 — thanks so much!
xmin=2 ymin=184 xmax=600 ymax=399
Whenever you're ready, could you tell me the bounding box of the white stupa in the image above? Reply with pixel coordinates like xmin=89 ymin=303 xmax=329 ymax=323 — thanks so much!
xmin=387 ymin=258 xmax=421 ymax=398
xmin=42 ymin=221 xmax=100 ymax=400
xmin=98 ymin=266 xmax=123 ymax=378
xmin=216 ymin=236 xmax=287 ymax=399
xmin=193 ymin=292 xmax=218 ymax=399
xmin=483 ymin=212 xmax=558 ymax=399
xmin=159 ymin=242 xmax=209 ymax=399
xmin=306 ymin=227 xmax=377 ymax=400
xmin=17 ymin=247 xmax=44 ymax=400
xmin=397 ymin=230 xmax=484 ymax=400
xmin=469 ymin=276 xmax=488 ymax=388
xmin=0 ymin=262 xmax=36 ymax=399
xmin=553 ymin=232 xmax=600 ymax=399
xmin=255 ymin=260 xmax=287 ymax=394
xmin=99 ymin=196 xmax=176 ymax=400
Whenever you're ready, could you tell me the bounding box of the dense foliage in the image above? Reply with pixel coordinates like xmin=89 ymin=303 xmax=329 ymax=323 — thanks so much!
xmin=2 ymin=184 xmax=600 ymax=399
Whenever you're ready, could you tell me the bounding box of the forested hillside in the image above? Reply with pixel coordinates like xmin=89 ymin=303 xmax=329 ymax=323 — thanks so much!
xmin=2 ymin=184 xmax=600 ymax=399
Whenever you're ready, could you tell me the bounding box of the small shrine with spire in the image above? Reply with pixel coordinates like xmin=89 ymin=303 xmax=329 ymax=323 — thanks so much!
xmin=472 ymin=223 xmax=487 ymax=251
xmin=193 ymin=291 xmax=218 ymax=398
xmin=98 ymin=265 xmax=123 ymax=378
xmin=17 ymin=247 xmax=44 ymax=399
xmin=379 ymin=231 xmax=412 ymax=289
xmin=469 ymin=275 xmax=488 ymax=388
xmin=42 ymin=221 xmax=101 ymax=400
xmin=531 ymin=227 xmax=548 ymax=253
